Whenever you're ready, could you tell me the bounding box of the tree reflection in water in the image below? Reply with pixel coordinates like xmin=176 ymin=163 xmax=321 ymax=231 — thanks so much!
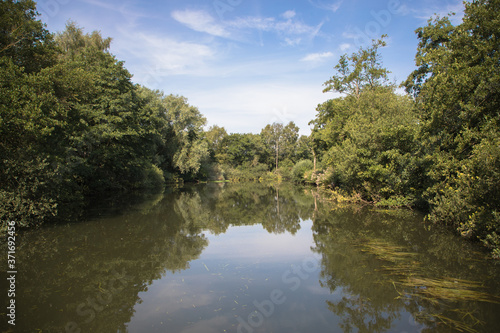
xmin=7 ymin=183 xmax=500 ymax=333
xmin=312 ymin=205 xmax=500 ymax=333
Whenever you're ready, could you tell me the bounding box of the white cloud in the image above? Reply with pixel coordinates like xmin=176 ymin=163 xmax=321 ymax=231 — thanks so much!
xmin=282 ymin=10 xmax=297 ymax=20
xmin=342 ymin=30 xmax=359 ymax=40
xmin=301 ymin=52 xmax=334 ymax=62
xmin=339 ymin=43 xmax=351 ymax=51
xmin=189 ymin=80 xmax=332 ymax=135
xmin=407 ymin=1 xmax=465 ymax=23
xmin=229 ymin=16 xmax=275 ymax=30
xmin=308 ymin=0 xmax=343 ymax=13
xmin=171 ymin=9 xmax=230 ymax=37
xmin=229 ymin=15 xmax=321 ymax=36
xmin=113 ymin=28 xmax=216 ymax=77
xmin=284 ymin=37 xmax=302 ymax=46
xmin=170 ymin=8 xmax=323 ymax=46
xmin=273 ymin=19 xmax=322 ymax=36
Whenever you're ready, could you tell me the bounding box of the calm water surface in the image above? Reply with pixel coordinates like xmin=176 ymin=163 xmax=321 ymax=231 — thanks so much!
xmin=3 ymin=183 xmax=500 ymax=333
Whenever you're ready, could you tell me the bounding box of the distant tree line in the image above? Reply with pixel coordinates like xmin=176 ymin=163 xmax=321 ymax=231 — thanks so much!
xmin=1 ymin=0 xmax=499 ymax=257
xmin=203 ymin=121 xmax=312 ymax=182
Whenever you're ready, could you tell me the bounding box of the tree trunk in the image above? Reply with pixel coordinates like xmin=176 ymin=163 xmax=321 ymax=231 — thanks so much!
xmin=275 ymin=142 xmax=279 ymax=171
xmin=313 ymin=149 xmax=317 ymax=173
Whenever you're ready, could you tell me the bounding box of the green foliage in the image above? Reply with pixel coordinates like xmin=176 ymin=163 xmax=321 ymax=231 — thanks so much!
xmin=295 ymin=135 xmax=313 ymax=161
xmin=260 ymin=121 xmax=299 ymax=170
xmin=0 ymin=0 xmax=57 ymax=72
xmin=0 ymin=156 xmax=58 ymax=228
xmin=404 ymin=0 xmax=500 ymax=257
xmin=0 ymin=5 xmax=211 ymax=229
xmin=55 ymin=20 xmax=112 ymax=56
xmin=162 ymin=94 xmax=209 ymax=176
xmin=205 ymin=125 xmax=227 ymax=151
xmin=311 ymin=0 xmax=500 ymax=256
xmin=292 ymin=159 xmax=314 ymax=182
xmin=323 ymin=36 xmax=389 ymax=98
xmin=216 ymin=133 xmax=268 ymax=167
xmin=224 ymin=162 xmax=269 ymax=182
xmin=311 ymin=86 xmax=421 ymax=204
xmin=0 ymin=0 xmax=63 ymax=227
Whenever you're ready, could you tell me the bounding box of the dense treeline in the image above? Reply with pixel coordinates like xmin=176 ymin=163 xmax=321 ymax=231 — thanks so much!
xmin=0 ymin=0 xmax=499 ymax=257
xmin=0 ymin=0 xmax=307 ymax=228
xmin=308 ymin=0 xmax=500 ymax=258
xmin=0 ymin=0 xmax=212 ymax=227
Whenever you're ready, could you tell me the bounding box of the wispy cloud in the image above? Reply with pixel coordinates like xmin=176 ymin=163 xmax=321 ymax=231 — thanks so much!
xmin=171 ymin=9 xmax=323 ymax=46
xmin=339 ymin=43 xmax=351 ymax=51
xmin=113 ymin=28 xmax=216 ymax=77
xmin=282 ymin=10 xmax=297 ymax=20
xmin=229 ymin=13 xmax=324 ymax=45
xmin=308 ymin=0 xmax=343 ymax=13
xmin=190 ymin=80 xmax=331 ymax=135
xmin=171 ymin=9 xmax=230 ymax=38
xmin=408 ymin=1 xmax=465 ymax=23
xmin=80 ymin=0 xmax=148 ymax=26
xmin=301 ymin=51 xmax=334 ymax=62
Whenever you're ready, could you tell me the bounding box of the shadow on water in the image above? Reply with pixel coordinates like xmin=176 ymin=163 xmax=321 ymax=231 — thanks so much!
xmin=2 ymin=182 xmax=499 ymax=332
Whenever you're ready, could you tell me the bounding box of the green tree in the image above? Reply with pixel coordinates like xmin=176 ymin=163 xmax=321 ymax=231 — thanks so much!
xmin=310 ymin=36 xmax=422 ymax=206
xmin=0 ymin=0 xmax=57 ymax=73
xmin=404 ymin=0 xmax=500 ymax=257
xmin=50 ymin=22 xmax=150 ymax=193
xmin=218 ymin=133 xmax=267 ymax=167
xmin=134 ymin=87 xmax=210 ymax=181
xmin=295 ymin=135 xmax=313 ymax=161
xmin=311 ymin=88 xmax=420 ymax=203
xmin=55 ymin=20 xmax=112 ymax=56
xmin=162 ymin=94 xmax=209 ymax=177
xmin=205 ymin=125 xmax=228 ymax=159
xmin=0 ymin=3 xmax=215 ymax=229
xmin=323 ymin=36 xmax=389 ymax=99
xmin=0 ymin=0 xmax=64 ymax=227
xmin=260 ymin=121 xmax=299 ymax=170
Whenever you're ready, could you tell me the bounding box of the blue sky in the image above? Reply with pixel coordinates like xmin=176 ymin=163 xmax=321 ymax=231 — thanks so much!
xmin=37 ymin=0 xmax=465 ymax=135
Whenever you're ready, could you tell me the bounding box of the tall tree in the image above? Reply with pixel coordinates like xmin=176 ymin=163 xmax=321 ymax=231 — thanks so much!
xmin=162 ymin=94 xmax=209 ymax=176
xmin=323 ymin=36 xmax=389 ymax=99
xmin=0 ymin=0 xmax=65 ymax=227
xmin=310 ymin=34 xmax=423 ymax=205
xmin=260 ymin=121 xmax=299 ymax=170
xmin=55 ymin=20 xmax=112 ymax=55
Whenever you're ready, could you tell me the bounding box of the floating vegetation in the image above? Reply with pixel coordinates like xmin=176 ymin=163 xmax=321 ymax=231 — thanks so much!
xmin=360 ymin=239 xmax=418 ymax=263
xmin=358 ymin=238 xmax=500 ymax=332
xmin=400 ymin=277 xmax=500 ymax=304
xmin=414 ymin=309 xmax=487 ymax=333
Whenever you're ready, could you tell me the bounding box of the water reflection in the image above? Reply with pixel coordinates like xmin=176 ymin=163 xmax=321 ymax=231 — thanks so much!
xmin=4 ymin=183 xmax=500 ymax=333
xmin=313 ymin=206 xmax=500 ymax=333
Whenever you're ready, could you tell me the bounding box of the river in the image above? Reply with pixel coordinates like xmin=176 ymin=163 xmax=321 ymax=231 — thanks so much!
xmin=3 ymin=182 xmax=500 ymax=332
